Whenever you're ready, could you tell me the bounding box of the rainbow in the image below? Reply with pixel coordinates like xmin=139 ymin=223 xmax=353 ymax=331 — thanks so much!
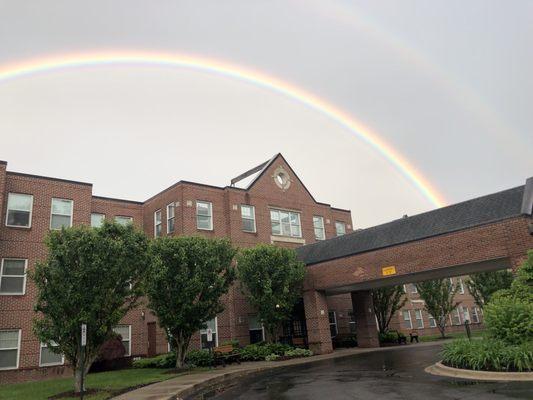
xmin=0 ymin=51 xmax=446 ymax=207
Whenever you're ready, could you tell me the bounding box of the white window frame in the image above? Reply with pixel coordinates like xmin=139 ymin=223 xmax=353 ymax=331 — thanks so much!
xmin=200 ymin=317 xmax=218 ymax=348
xmin=114 ymin=216 xmax=133 ymax=226
xmin=414 ymin=309 xmax=424 ymax=329
xmin=471 ymin=307 xmax=480 ymax=323
xmin=5 ymin=193 xmax=33 ymax=228
xmin=450 ymin=308 xmax=462 ymax=326
xmin=240 ymin=205 xmax=256 ymax=233
xmin=50 ymin=198 xmax=73 ymax=230
xmin=0 ymin=258 xmax=27 ymax=296
xmin=328 ymin=311 xmax=338 ymax=338
xmin=313 ymin=216 xmax=325 ymax=240
xmin=458 ymin=278 xmax=465 ymax=294
xmin=0 ymin=329 xmax=21 ymax=370
xmin=270 ymin=209 xmax=302 ymax=238
xmin=410 ymin=284 xmax=418 ymax=294
xmin=166 ymin=203 xmax=175 ymax=234
xmin=402 ymin=310 xmax=413 ymax=329
xmin=248 ymin=314 xmax=265 ymax=342
xmin=460 ymin=306 xmax=470 ymax=323
xmin=428 ymin=314 xmax=437 ymax=328
xmin=335 ymin=221 xmax=346 ymax=236
xmin=196 ymin=201 xmax=213 ymax=231
xmin=113 ymin=325 xmax=131 ymax=357
xmin=154 ymin=209 xmax=162 ymax=238
xmin=39 ymin=341 xmax=64 ymax=367
xmin=90 ymin=213 xmax=105 ymax=228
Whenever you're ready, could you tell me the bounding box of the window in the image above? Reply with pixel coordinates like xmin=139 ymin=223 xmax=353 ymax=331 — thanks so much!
xmin=0 ymin=259 xmax=27 ymax=295
xmin=402 ymin=310 xmax=413 ymax=329
xmin=328 ymin=311 xmax=338 ymax=338
xmin=114 ymin=216 xmax=133 ymax=226
xmin=270 ymin=209 xmax=301 ymax=237
xmin=458 ymin=278 xmax=465 ymax=294
xmin=450 ymin=309 xmax=461 ymax=326
xmin=6 ymin=193 xmax=33 ymax=228
xmin=50 ymin=198 xmax=73 ymax=230
xmin=196 ymin=201 xmax=213 ymax=230
xmin=410 ymin=284 xmax=418 ymax=294
xmin=0 ymin=330 xmax=20 ymax=370
xmin=335 ymin=221 xmax=346 ymax=236
xmin=200 ymin=317 xmax=218 ymax=349
xmin=241 ymin=205 xmax=256 ymax=233
xmin=313 ymin=216 xmax=325 ymax=240
xmin=460 ymin=306 xmax=470 ymax=323
xmin=167 ymin=204 xmax=175 ymax=233
xmin=428 ymin=314 xmax=437 ymax=328
xmin=471 ymin=307 xmax=480 ymax=323
xmin=90 ymin=213 xmax=105 ymax=228
xmin=113 ymin=325 xmax=131 ymax=356
xmin=414 ymin=310 xmax=424 ymax=329
xmin=348 ymin=311 xmax=357 ymax=333
xmin=249 ymin=315 xmax=264 ymax=344
xmin=154 ymin=210 xmax=162 ymax=237
xmin=40 ymin=342 xmax=63 ymax=366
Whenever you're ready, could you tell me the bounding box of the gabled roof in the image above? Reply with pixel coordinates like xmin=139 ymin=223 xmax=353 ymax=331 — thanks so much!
xmin=297 ymin=181 xmax=531 ymax=266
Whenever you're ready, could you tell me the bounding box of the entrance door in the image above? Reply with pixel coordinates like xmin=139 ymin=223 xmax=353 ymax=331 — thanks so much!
xmin=147 ymin=322 xmax=157 ymax=357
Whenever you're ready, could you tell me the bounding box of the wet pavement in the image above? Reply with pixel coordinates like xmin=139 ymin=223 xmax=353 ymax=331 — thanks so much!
xmin=200 ymin=344 xmax=533 ymax=400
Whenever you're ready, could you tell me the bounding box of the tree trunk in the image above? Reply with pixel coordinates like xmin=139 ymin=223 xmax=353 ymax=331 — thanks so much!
xmin=174 ymin=333 xmax=191 ymax=369
xmin=74 ymin=354 xmax=95 ymax=393
xmin=74 ymin=364 xmax=84 ymax=394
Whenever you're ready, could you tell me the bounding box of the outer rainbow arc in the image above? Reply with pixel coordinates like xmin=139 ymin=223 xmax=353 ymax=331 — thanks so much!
xmin=0 ymin=51 xmax=446 ymax=208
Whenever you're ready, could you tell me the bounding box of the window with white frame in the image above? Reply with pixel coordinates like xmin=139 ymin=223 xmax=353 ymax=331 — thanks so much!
xmin=450 ymin=308 xmax=461 ymax=325
xmin=335 ymin=221 xmax=346 ymax=236
xmin=196 ymin=201 xmax=213 ymax=230
xmin=154 ymin=210 xmax=162 ymax=237
xmin=50 ymin=198 xmax=73 ymax=230
xmin=410 ymin=284 xmax=418 ymax=294
xmin=414 ymin=309 xmax=424 ymax=328
xmin=114 ymin=216 xmax=133 ymax=226
xmin=40 ymin=341 xmax=63 ymax=366
xmin=113 ymin=325 xmax=131 ymax=356
xmin=200 ymin=317 xmax=218 ymax=349
xmin=6 ymin=193 xmax=33 ymax=228
xmin=167 ymin=203 xmax=175 ymax=233
xmin=270 ymin=209 xmax=301 ymax=237
xmin=241 ymin=205 xmax=256 ymax=233
xmin=328 ymin=311 xmax=338 ymax=338
xmin=248 ymin=315 xmax=264 ymax=344
xmin=402 ymin=310 xmax=413 ymax=329
xmin=460 ymin=306 xmax=470 ymax=323
xmin=313 ymin=216 xmax=325 ymax=240
xmin=458 ymin=278 xmax=465 ymax=294
xmin=471 ymin=307 xmax=480 ymax=323
xmin=0 ymin=330 xmax=20 ymax=370
xmin=90 ymin=213 xmax=105 ymax=228
xmin=0 ymin=259 xmax=27 ymax=295
xmin=428 ymin=314 xmax=437 ymax=328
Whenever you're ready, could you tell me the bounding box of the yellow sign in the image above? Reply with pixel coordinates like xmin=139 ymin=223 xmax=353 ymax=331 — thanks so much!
xmin=382 ymin=266 xmax=397 ymax=276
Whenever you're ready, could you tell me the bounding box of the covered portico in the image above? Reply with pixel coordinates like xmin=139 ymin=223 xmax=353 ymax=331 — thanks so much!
xmin=298 ymin=178 xmax=533 ymax=354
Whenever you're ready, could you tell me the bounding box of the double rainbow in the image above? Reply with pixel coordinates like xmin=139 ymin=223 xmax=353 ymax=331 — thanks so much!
xmin=0 ymin=51 xmax=446 ymax=207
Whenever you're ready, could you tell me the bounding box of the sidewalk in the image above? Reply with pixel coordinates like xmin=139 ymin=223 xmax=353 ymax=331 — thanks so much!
xmin=113 ymin=341 xmax=445 ymax=400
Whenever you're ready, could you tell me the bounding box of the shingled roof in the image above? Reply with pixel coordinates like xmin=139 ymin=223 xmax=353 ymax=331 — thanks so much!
xmin=297 ymin=181 xmax=532 ymax=266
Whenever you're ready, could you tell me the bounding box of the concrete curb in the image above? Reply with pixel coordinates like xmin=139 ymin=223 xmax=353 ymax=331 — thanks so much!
xmin=425 ymin=361 xmax=533 ymax=381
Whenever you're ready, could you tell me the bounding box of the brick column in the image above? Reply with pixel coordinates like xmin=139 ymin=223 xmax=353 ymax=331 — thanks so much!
xmin=303 ymin=289 xmax=333 ymax=354
xmin=351 ymin=290 xmax=380 ymax=348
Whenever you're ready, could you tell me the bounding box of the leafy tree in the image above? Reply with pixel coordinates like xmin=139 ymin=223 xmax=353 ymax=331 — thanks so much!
xmin=416 ymin=279 xmax=460 ymax=338
xmin=32 ymin=222 xmax=148 ymax=393
xmin=236 ymin=244 xmax=306 ymax=343
xmin=145 ymin=236 xmax=236 ymax=368
xmin=371 ymin=285 xmax=407 ymax=334
xmin=465 ymin=270 xmax=514 ymax=308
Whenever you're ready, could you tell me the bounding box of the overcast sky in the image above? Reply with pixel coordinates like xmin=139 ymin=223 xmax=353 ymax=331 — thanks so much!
xmin=0 ymin=1 xmax=531 ymax=227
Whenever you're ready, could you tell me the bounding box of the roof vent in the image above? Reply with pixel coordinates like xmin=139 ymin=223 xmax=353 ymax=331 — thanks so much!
xmin=402 ymin=214 xmax=408 ymax=219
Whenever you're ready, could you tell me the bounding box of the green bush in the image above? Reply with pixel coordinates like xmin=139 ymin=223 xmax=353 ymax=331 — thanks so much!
xmin=379 ymin=332 xmax=397 ymax=344
xmin=484 ymin=296 xmax=533 ymax=345
xmin=265 ymin=353 xmax=280 ymax=361
xmin=441 ymin=339 xmax=533 ymax=372
xmin=133 ymin=353 xmax=173 ymax=369
xmin=186 ymin=349 xmax=214 ymax=367
xmin=239 ymin=342 xmax=292 ymax=361
xmin=284 ymin=348 xmax=313 ymax=358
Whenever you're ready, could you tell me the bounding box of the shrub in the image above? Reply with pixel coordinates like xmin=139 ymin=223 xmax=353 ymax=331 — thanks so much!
xmin=484 ymin=296 xmax=533 ymax=345
xmin=185 ymin=349 xmax=214 ymax=367
xmin=379 ymin=332 xmax=397 ymax=344
xmin=284 ymin=348 xmax=312 ymax=358
xmin=333 ymin=334 xmax=357 ymax=348
xmin=133 ymin=349 xmax=213 ymax=369
xmin=239 ymin=342 xmax=292 ymax=361
xmin=133 ymin=353 xmax=172 ymax=369
xmin=265 ymin=354 xmax=280 ymax=361
xmin=441 ymin=339 xmax=533 ymax=372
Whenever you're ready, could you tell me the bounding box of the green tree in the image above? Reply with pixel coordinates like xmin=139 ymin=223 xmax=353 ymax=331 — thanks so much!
xmin=465 ymin=270 xmax=514 ymax=308
xmin=416 ymin=279 xmax=460 ymax=338
xmin=32 ymin=221 xmax=149 ymax=393
xmin=236 ymin=244 xmax=306 ymax=343
xmin=145 ymin=236 xmax=236 ymax=368
xmin=371 ymin=285 xmax=407 ymax=334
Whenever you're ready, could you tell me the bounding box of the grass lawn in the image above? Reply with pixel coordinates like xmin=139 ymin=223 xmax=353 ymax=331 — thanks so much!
xmin=419 ymin=329 xmax=485 ymax=342
xmin=0 ymin=368 xmax=193 ymax=400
